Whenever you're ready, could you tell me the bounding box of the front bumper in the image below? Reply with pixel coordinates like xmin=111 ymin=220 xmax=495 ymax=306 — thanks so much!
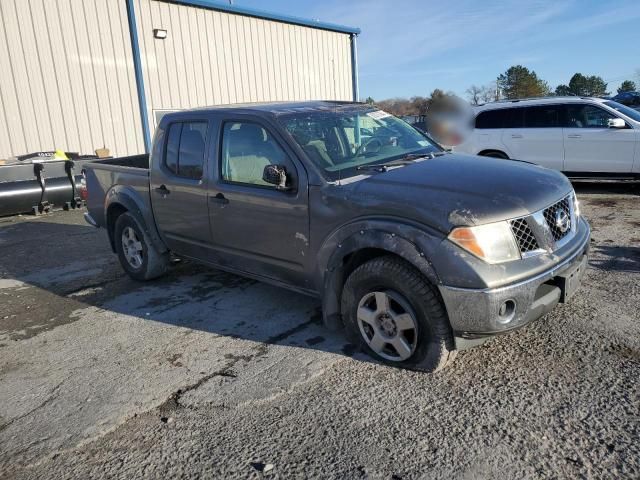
xmin=439 ymin=218 xmax=590 ymax=344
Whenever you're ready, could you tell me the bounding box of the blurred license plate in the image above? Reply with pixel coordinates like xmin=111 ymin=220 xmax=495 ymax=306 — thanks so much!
xmin=557 ymin=255 xmax=587 ymax=303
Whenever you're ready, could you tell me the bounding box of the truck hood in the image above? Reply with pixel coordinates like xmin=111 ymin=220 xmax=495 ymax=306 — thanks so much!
xmin=344 ymin=153 xmax=572 ymax=233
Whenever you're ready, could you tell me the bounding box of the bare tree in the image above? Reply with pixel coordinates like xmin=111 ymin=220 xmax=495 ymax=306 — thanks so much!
xmin=466 ymin=85 xmax=482 ymax=105
xmin=480 ymin=84 xmax=496 ymax=103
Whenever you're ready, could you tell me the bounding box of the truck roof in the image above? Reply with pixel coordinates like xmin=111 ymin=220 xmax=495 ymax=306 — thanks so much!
xmin=169 ymin=101 xmax=365 ymax=118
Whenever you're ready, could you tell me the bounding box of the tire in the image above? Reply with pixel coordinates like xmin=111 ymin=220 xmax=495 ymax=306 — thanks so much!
xmin=341 ymin=255 xmax=456 ymax=372
xmin=114 ymin=212 xmax=169 ymax=281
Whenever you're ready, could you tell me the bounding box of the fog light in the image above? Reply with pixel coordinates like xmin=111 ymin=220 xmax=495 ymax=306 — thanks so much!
xmin=497 ymin=299 xmax=516 ymax=324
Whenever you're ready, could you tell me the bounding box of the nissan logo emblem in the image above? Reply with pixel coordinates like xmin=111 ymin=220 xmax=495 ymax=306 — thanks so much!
xmin=554 ymin=209 xmax=570 ymax=233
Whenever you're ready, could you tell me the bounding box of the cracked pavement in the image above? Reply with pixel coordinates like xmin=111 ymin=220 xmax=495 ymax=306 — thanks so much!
xmin=0 ymin=184 xmax=639 ymax=479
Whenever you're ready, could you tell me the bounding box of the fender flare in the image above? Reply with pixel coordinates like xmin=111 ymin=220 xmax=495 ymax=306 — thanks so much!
xmin=316 ymin=219 xmax=445 ymax=330
xmin=104 ymin=185 xmax=167 ymax=254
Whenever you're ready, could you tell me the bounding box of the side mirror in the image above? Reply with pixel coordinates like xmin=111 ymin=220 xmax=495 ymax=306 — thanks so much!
xmin=262 ymin=164 xmax=291 ymax=190
xmin=608 ymin=118 xmax=626 ymax=129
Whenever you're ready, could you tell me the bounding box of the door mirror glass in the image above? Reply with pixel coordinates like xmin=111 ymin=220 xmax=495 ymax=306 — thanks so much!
xmin=608 ymin=118 xmax=626 ymax=129
xmin=262 ymin=164 xmax=290 ymax=190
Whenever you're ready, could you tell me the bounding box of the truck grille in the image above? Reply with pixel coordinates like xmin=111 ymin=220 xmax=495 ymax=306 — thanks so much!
xmin=543 ymin=196 xmax=572 ymax=241
xmin=510 ymin=218 xmax=539 ymax=253
xmin=509 ymin=194 xmax=575 ymax=256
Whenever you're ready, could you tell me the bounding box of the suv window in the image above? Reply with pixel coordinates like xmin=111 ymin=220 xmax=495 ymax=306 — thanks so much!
xmin=164 ymin=122 xmax=207 ymax=179
xmin=566 ymin=104 xmax=617 ymax=128
xmin=476 ymin=109 xmax=507 ymax=129
xmin=221 ymin=122 xmax=291 ymax=186
xmin=475 ymin=107 xmax=524 ymax=129
xmin=523 ymin=105 xmax=563 ymax=128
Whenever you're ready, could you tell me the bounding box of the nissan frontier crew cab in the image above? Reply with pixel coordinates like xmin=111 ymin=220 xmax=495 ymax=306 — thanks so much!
xmin=84 ymin=102 xmax=590 ymax=372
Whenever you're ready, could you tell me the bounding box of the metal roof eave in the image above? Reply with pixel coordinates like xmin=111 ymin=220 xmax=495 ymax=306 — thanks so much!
xmin=161 ymin=0 xmax=361 ymax=35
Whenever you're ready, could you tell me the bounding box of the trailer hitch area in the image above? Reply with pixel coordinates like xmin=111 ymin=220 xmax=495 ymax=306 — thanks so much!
xmin=32 ymin=162 xmax=51 ymax=215
xmin=62 ymin=160 xmax=84 ymax=211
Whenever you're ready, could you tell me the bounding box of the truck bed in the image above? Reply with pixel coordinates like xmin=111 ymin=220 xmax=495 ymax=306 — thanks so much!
xmin=84 ymin=154 xmax=151 ymax=229
xmin=94 ymin=154 xmax=149 ymax=169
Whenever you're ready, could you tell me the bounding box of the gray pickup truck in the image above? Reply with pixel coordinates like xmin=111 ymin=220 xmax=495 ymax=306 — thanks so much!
xmin=84 ymin=101 xmax=590 ymax=372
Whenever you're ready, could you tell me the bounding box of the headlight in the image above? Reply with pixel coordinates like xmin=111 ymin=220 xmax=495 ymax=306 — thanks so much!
xmin=448 ymin=221 xmax=520 ymax=264
xmin=573 ymin=191 xmax=580 ymax=218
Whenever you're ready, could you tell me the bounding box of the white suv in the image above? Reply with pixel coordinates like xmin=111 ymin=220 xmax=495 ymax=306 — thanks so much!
xmin=456 ymin=97 xmax=640 ymax=179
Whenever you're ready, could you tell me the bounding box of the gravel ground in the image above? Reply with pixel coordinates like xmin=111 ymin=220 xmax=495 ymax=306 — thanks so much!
xmin=0 ymin=184 xmax=639 ymax=479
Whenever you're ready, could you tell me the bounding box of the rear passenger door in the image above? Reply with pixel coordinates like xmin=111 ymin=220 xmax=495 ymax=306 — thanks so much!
xmin=208 ymin=117 xmax=310 ymax=288
xmin=150 ymin=119 xmax=212 ymax=256
xmin=501 ymin=105 xmax=565 ymax=170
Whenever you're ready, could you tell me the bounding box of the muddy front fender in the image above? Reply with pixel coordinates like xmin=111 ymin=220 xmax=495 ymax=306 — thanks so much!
xmin=315 ymin=219 xmax=447 ymax=330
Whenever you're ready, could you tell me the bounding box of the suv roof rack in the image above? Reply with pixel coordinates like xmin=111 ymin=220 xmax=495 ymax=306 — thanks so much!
xmin=477 ymin=95 xmax=597 ymax=107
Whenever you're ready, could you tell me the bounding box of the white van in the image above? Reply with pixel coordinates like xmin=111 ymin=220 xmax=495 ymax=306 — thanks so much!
xmin=456 ymin=97 xmax=640 ymax=180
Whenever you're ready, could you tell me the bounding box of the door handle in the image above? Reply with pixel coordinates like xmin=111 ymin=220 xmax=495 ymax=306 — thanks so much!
xmin=511 ymin=134 xmax=523 ymax=139
xmin=567 ymin=134 xmax=581 ymax=138
xmin=210 ymin=193 xmax=229 ymax=205
xmin=154 ymin=185 xmax=170 ymax=195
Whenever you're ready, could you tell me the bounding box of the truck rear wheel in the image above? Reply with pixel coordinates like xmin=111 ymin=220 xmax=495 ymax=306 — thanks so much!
xmin=341 ymin=256 xmax=456 ymax=372
xmin=114 ymin=212 xmax=169 ymax=281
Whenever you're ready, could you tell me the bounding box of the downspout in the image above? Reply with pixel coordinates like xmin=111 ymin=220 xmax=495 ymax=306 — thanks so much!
xmin=126 ymin=0 xmax=152 ymax=153
xmin=350 ymin=33 xmax=360 ymax=102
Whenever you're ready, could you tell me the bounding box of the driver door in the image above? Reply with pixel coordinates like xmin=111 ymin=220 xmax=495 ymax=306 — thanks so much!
xmin=208 ymin=118 xmax=311 ymax=289
xmin=563 ymin=104 xmax=636 ymax=173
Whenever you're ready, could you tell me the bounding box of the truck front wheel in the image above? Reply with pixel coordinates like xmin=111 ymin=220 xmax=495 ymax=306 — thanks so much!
xmin=341 ymin=256 xmax=456 ymax=372
xmin=114 ymin=212 xmax=169 ymax=281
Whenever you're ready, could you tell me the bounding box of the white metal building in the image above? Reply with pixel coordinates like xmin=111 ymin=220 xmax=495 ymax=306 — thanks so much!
xmin=0 ymin=0 xmax=360 ymax=159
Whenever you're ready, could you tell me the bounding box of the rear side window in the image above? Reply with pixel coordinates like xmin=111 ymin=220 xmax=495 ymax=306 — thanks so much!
xmin=523 ymin=105 xmax=564 ymax=128
xmin=164 ymin=121 xmax=208 ymax=179
xmin=165 ymin=123 xmax=181 ymax=174
xmin=475 ymin=108 xmax=523 ymax=129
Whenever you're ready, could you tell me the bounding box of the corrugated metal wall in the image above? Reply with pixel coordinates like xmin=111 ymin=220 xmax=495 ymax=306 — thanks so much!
xmin=0 ymin=0 xmax=355 ymax=160
xmin=135 ymin=0 xmax=354 ymax=129
xmin=0 ymin=0 xmax=144 ymax=160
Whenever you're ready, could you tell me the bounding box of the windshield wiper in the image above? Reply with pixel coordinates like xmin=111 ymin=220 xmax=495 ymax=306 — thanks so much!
xmin=402 ymin=151 xmax=447 ymax=161
xmin=356 ymin=161 xmax=413 ymax=172
xmin=356 ymin=150 xmax=450 ymax=173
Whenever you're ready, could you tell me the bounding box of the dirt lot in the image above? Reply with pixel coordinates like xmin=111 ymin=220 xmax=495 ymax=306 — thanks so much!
xmin=1 ymin=184 xmax=638 ymax=479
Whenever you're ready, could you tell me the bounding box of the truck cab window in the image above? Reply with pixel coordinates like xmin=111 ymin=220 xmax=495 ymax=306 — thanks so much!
xmin=164 ymin=121 xmax=207 ymax=179
xmin=221 ymin=122 xmax=290 ymax=186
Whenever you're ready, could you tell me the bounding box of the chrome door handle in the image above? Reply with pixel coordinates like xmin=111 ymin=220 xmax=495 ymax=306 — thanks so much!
xmin=567 ymin=134 xmax=581 ymax=138
xmin=511 ymin=134 xmax=523 ymax=139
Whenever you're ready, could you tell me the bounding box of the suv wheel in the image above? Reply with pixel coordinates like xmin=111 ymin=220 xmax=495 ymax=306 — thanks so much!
xmin=114 ymin=212 xmax=169 ymax=281
xmin=341 ymin=256 xmax=456 ymax=372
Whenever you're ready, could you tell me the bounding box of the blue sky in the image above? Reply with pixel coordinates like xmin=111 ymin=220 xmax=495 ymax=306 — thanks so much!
xmin=226 ymin=0 xmax=639 ymax=100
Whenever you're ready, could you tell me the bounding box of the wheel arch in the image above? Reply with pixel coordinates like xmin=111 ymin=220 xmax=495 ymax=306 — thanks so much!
xmin=477 ymin=149 xmax=509 ymax=159
xmin=104 ymin=186 xmax=167 ymax=254
xmin=316 ymin=220 xmax=445 ymax=330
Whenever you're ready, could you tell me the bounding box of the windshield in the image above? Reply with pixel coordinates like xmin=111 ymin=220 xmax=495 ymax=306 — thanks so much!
xmin=604 ymin=101 xmax=640 ymax=123
xmin=278 ymin=105 xmax=441 ymax=181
